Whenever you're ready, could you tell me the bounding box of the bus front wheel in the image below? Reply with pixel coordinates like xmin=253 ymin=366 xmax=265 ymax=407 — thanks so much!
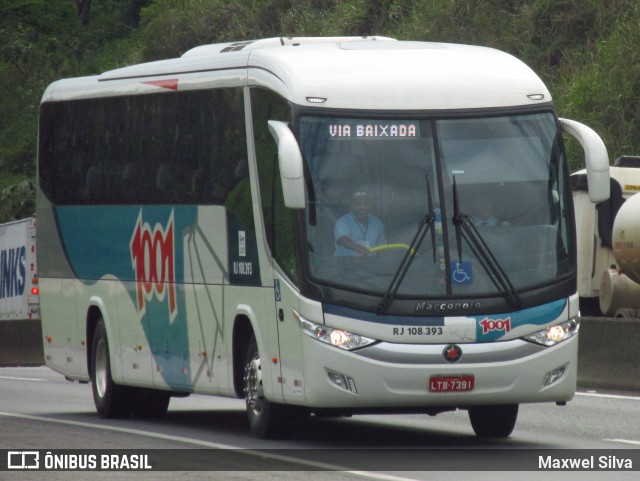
xmin=468 ymin=404 xmax=519 ymax=438
xmin=243 ymin=335 xmax=299 ymax=438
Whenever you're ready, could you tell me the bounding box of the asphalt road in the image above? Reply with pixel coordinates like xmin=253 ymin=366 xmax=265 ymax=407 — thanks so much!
xmin=1 ymin=366 xmax=639 ymax=481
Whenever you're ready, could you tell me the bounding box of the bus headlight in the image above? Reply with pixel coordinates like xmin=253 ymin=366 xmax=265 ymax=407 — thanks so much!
xmin=523 ymin=318 xmax=579 ymax=347
xmin=294 ymin=309 xmax=376 ymax=351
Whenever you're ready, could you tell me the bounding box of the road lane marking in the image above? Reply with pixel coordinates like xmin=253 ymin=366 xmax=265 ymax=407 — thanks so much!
xmin=0 ymin=411 xmax=418 ymax=481
xmin=578 ymin=392 xmax=640 ymax=446
xmin=604 ymin=439 xmax=640 ymax=446
xmin=576 ymin=391 xmax=640 ymax=401
xmin=0 ymin=376 xmax=46 ymax=382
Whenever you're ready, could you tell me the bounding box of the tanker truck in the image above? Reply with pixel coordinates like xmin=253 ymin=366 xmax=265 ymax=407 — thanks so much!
xmin=572 ymin=156 xmax=640 ymax=317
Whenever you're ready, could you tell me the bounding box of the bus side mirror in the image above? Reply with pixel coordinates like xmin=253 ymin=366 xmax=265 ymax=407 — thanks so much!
xmin=560 ymin=118 xmax=610 ymax=203
xmin=267 ymin=120 xmax=306 ymax=209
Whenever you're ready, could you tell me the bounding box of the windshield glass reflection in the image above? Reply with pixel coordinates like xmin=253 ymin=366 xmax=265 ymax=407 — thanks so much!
xmin=300 ymin=113 xmax=571 ymax=302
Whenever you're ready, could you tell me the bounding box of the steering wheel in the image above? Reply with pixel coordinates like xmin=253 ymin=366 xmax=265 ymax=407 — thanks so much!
xmin=368 ymin=243 xmax=416 ymax=254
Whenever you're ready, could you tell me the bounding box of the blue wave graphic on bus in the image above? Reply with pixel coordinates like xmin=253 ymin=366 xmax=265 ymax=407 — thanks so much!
xmin=325 ymin=298 xmax=567 ymax=344
xmin=55 ymin=205 xmax=197 ymax=389
xmin=473 ymin=299 xmax=566 ymax=342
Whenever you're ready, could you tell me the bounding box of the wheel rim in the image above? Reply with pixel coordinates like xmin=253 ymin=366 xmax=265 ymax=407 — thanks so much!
xmin=94 ymin=338 xmax=109 ymax=399
xmin=244 ymin=355 xmax=264 ymax=416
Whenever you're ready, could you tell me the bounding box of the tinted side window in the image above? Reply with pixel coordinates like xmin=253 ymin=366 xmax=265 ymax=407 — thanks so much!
xmin=38 ymin=88 xmax=247 ymax=207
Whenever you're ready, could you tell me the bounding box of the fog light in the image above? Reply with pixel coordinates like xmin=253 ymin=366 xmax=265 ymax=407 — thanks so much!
xmin=328 ymin=371 xmax=358 ymax=394
xmin=541 ymin=366 xmax=565 ymax=389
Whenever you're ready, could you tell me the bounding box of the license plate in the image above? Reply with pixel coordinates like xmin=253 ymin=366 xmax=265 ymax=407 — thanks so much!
xmin=429 ymin=375 xmax=475 ymax=392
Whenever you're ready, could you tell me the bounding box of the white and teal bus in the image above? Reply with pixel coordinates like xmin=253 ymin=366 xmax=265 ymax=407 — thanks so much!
xmin=37 ymin=37 xmax=609 ymax=439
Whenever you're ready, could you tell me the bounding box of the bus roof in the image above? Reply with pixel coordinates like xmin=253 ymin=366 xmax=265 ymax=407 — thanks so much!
xmin=42 ymin=37 xmax=551 ymax=111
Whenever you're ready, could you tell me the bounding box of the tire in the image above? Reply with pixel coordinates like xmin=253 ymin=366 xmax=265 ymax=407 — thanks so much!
xmin=243 ymin=335 xmax=304 ymax=438
xmin=91 ymin=319 xmax=130 ymax=418
xmin=468 ymin=404 xmax=518 ymax=438
xmin=130 ymin=388 xmax=171 ymax=419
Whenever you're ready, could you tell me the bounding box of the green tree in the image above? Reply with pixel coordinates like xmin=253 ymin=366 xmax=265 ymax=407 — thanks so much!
xmin=0 ymin=0 xmax=150 ymax=221
xmin=556 ymin=11 xmax=640 ymax=168
xmin=1 ymin=0 xmax=640 ymax=220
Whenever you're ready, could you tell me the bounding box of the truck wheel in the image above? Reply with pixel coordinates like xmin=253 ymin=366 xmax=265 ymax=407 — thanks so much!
xmin=243 ymin=335 xmax=292 ymax=439
xmin=468 ymin=404 xmax=518 ymax=438
xmin=91 ymin=319 xmax=129 ymax=418
xmin=578 ymin=297 xmax=602 ymax=317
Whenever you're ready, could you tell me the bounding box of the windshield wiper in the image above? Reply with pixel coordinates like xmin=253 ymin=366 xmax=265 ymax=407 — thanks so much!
xmin=451 ymin=177 xmax=522 ymax=308
xmin=378 ymin=176 xmax=436 ymax=313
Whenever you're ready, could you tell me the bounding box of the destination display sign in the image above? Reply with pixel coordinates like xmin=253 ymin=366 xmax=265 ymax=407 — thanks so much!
xmin=328 ymin=120 xmax=420 ymax=139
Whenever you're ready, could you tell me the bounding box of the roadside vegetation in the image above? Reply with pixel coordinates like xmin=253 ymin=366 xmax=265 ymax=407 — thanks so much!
xmin=1 ymin=0 xmax=638 ymax=220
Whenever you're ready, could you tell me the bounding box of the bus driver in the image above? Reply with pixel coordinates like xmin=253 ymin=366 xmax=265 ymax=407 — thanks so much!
xmin=334 ymin=190 xmax=386 ymax=256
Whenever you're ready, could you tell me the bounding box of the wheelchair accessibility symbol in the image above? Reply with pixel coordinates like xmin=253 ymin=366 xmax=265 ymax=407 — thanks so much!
xmin=451 ymin=261 xmax=473 ymax=284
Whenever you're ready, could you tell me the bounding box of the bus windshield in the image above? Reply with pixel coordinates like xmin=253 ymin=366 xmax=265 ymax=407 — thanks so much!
xmin=300 ymin=112 xmax=572 ymax=304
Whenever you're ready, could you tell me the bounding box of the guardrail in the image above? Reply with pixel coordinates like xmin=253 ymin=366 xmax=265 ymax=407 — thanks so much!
xmin=578 ymin=316 xmax=640 ymax=392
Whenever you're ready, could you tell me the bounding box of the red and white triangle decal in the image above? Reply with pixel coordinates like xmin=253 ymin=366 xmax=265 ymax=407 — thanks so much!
xmin=143 ymin=79 xmax=178 ymax=90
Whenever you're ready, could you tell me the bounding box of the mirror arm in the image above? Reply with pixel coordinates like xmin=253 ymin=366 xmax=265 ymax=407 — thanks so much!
xmin=560 ymin=118 xmax=610 ymax=203
xmin=267 ymin=120 xmax=306 ymax=209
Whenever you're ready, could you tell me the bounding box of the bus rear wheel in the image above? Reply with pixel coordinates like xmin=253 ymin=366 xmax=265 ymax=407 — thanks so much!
xmin=468 ymin=404 xmax=519 ymax=438
xmin=91 ymin=319 xmax=129 ymax=418
xmin=130 ymin=388 xmax=171 ymax=418
xmin=91 ymin=319 xmax=170 ymax=419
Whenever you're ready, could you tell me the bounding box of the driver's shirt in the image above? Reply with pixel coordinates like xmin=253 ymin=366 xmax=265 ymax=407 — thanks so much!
xmin=334 ymin=213 xmax=386 ymax=256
